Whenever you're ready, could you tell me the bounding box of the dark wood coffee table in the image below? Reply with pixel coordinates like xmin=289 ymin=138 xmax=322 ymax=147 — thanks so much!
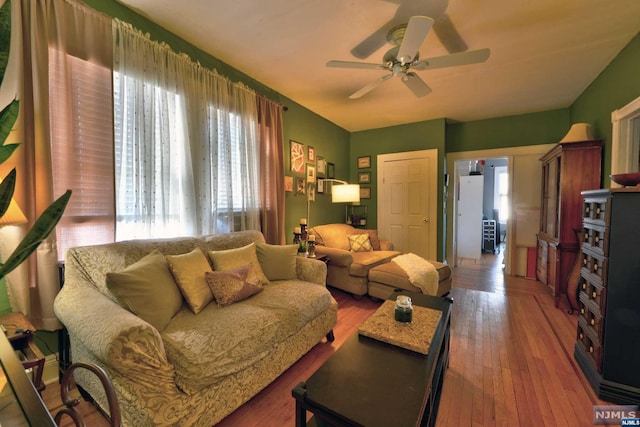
xmin=292 ymin=291 xmax=452 ymax=427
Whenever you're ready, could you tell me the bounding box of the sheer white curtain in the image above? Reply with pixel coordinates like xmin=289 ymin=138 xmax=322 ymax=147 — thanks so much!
xmin=113 ymin=22 xmax=196 ymax=239
xmin=112 ymin=20 xmax=262 ymax=239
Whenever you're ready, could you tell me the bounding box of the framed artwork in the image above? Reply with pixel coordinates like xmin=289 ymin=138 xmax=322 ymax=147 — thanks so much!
xmin=308 ymin=146 xmax=316 ymax=162
xmin=358 ymin=172 xmax=371 ymax=184
xmin=290 ymin=140 xmax=305 ymax=174
xmin=295 ymin=177 xmax=306 ymax=194
xmin=357 ymin=156 xmax=371 ymax=169
xmin=308 ymin=185 xmax=315 ymax=201
xmin=306 ymin=164 xmax=316 ymax=183
xmin=360 ymin=187 xmax=371 ymax=199
xmin=317 ymin=179 xmax=324 ymax=194
xmin=284 ymin=175 xmax=293 ymax=192
xmin=327 ymin=162 xmax=335 ymax=179
xmin=317 ymin=157 xmax=326 ymax=176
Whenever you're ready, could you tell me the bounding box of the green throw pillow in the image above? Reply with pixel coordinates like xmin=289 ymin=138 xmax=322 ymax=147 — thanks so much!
xmin=207 ymin=242 xmax=269 ymax=285
xmin=255 ymin=243 xmax=298 ymax=281
xmin=106 ymin=250 xmax=183 ymax=331
xmin=166 ymin=248 xmax=214 ymax=314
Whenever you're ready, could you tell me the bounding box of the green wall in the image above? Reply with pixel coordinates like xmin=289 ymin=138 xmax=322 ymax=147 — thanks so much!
xmin=570 ymin=33 xmax=640 ymax=179
xmin=446 ymin=108 xmax=570 ymax=152
xmin=350 ymin=119 xmax=446 ymax=259
xmin=281 ymin=97 xmax=350 ymax=239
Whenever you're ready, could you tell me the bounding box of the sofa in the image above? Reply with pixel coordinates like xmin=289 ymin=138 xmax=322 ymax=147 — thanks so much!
xmin=54 ymin=230 xmax=337 ymax=427
xmin=310 ymin=223 xmax=452 ymax=299
xmin=310 ymin=223 xmax=400 ymax=296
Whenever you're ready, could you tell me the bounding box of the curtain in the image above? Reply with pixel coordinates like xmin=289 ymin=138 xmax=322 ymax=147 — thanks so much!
xmin=1 ymin=0 xmax=112 ymax=329
xmin=113 ymin=20 xmax=267 ymax=239
xmin=257 ymin=97 xmax=285 ymax=244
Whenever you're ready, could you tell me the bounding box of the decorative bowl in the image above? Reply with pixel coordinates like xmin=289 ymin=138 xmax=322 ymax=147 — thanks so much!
xmin=610 ymin=172 xmax=640 ymax=187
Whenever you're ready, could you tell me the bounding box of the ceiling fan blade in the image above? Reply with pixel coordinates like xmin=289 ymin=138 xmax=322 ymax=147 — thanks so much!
xmin=401 ymin=72 xmax=432 ymax=97
xmin=349 ymin=74 xmax=394 ymax=99
xmin=397 ymin=16 xmax=434 ymax=64
xmin=326 ymin=60 xmax=388 ymax=71
xmin=412 ymin=48 xmax=490 ymax=70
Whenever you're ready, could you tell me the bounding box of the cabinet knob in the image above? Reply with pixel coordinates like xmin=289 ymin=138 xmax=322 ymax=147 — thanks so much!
xmin=583 ymin=258 xmax=588 ymax=265
xmin=582 ymin=282 xmax=587 ymax=290
xmin=590 ymin=318 xmax=595 ymax=326
xmin=589 ymin=345 xmax=594 ymax=353
xmin=584 ymin=233 xmax=589 ymax=241
xmin=592 ymin=291 xmax=597 ymax=299
xmin=579 ymin=332 xmax=584 ymax=339
xmin=593 ymin=264 xmax=599 ymax=271
xmin=580 ymin=308 xmax=585 ymax=315
xmin=596 ymin=207 xmax=601 ymax=215
xmin=585 ymin=206 xmax=591 ymax=214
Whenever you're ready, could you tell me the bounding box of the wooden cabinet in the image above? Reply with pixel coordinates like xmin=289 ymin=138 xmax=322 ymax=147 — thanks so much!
xmin=575 ymin=188 xmax=640 ymax=404
xmin=537 ymin=140 xmax=602 ymax=306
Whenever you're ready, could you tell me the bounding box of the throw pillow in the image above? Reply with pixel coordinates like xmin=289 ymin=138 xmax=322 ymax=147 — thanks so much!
xmin=106 ymin=250 xmax=183 ymax=331
xmin=166 ymin=248 xmax=214 ymax=314
xmin=255 ymin=243 xmax=298 ymax=281
xmin=348 ymin=233 xmax=373 ymax=252
xmin=205 ymin=264 xmax=263 ymax=307
xmin=365 ymin=230 xmax=382 ymax=250
xmin=207 ymin=242 xmax=269 ymax=285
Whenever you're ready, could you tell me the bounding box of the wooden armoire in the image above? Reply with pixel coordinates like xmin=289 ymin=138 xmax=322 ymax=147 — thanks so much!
xmin=536 ymin=139 xmax=602 ymax=307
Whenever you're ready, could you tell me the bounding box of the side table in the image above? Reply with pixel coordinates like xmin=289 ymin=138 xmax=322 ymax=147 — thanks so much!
xmin=0 ymin=312 xmax=46 ymax=394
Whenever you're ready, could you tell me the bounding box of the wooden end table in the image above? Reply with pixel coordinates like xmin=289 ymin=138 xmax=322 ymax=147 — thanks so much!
xmin=293 ymin=291 xmax=452 ymax=427
xmin=0 ymin=312 xmax=46 ymax=394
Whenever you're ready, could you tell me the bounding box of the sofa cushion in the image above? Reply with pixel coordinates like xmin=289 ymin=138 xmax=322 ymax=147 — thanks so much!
xmin=311 ymin=223 xmax=358 ymax=251
xmin=348 ymin=234 xmax=373 ymax=252
xmin=106 ymin=250 xmax=183 ymax=331
xmin=205 ymin=264 xmax=263 ymax=307
xmin=166 ymin=248 xmax=214 ymax=314
xmin=256 ymin=243 xmax=298 ymax=280
xmin=349 ymin=250 xmax=401 ymax=277
xmin=161 ymin=281 xmax=335 ymax=395
xmin=364 ymin=230 xmax=381 ymax=250
xmin=208 ymin=242 xmax=269 ymax=285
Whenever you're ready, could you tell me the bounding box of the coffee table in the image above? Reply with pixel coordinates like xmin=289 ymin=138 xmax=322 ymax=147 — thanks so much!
xmin=292 ymin=291 xmax=452 ymax=427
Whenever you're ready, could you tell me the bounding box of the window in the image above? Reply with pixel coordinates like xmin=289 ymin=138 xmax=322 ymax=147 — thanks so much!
xmin=49 ymin=49 xmax=115 ymax=259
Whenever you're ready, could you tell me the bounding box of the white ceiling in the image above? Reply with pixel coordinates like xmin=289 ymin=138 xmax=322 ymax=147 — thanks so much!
xmin=117 ymin=0 xmax=640 ymax=132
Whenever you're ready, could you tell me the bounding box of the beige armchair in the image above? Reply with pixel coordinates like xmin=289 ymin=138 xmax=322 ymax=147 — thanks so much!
xmin=309 ymin=224 xmax=400 ymax=296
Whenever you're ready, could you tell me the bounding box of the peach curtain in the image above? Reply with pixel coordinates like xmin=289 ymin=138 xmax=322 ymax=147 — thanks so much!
xmin=0 ymin=0 xmax=111 ymax=330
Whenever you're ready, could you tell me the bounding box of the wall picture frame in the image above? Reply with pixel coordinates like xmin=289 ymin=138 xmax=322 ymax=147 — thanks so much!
xmin=327 ymin=162 xmax=335 ymax=179
xmin=308 ymin=146 xmax=316 ymax=162
xmin=290 ymin=140 xmax=305 ymax=174
xmin=317 ymin=179 xmax=324 ymax=194
xmin=284 ymin=175 xmax=293 ymax=192
xmin=357 ymin=156 xmax=371 ymax=169
xmin=317 ymin=156 xmax=326 ymax=176
xmin=360 ymin=187 xmax=371 ymax=199
xmin=358 ymin=172 xmax=371 ymax=184
xmin=295 ymin=177 xmax=306 ymax=194
xmin=306 ymin=164 xmax=316 ymax=183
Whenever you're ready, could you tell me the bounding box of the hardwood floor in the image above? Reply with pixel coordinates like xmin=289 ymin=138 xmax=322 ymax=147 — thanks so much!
xmin=43 ymin=248 xmax=606 ymax=426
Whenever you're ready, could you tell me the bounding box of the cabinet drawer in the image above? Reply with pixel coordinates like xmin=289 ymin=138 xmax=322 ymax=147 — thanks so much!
xmin=582 ymin=224 xmax=609 ymax=256
xmin=580 ymin=251 xmax=607 ymax=283
xmin=579 ymin=293 xmax=604 ymax=338
xmin=583 ymin=197 xmax=609 ymax=225
xmin=578 ymin=275 xmax=606 ymax=312
xmin=577 ymin=321 xmax=602 ymax=372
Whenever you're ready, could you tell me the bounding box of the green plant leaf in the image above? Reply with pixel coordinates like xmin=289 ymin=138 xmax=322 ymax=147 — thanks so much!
xmin=0 ymin=190 xmax=72 ymax=279
xmin=0 ymin=100 xmax=19 ymax=147
xmin=0 ymin=142 xmax=18 ymax=164
xmin=0 ymin=167 xmax=16 ymax=217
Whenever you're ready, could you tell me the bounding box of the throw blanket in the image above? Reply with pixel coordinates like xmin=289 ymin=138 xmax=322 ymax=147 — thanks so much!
xmin=391 ymin=253 xmax=439 ymax=295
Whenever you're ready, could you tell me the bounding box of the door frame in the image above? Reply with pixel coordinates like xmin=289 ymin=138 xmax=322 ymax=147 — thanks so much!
xmin=377 ymin=149 xmax=438 ymax=261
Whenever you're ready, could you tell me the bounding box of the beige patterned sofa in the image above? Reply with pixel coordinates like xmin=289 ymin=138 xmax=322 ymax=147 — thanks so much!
xmin=54 ymin=230 xmax=337 ymax=426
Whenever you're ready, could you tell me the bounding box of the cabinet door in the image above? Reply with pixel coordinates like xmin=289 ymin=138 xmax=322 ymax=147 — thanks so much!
xmin=547 ymin=243 xmax=559 ymax=295
xmin=537 ymin=239 xmax=548 ymax=284
xmin=543 ymin=158 xmax=560 ymax=238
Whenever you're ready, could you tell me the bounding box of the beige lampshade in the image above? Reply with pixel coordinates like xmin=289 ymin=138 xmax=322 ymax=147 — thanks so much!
xmin=0 ymin=198 xmax=27 ymax=226
xmin=332 ymin=184 xmax=360 ymax=203
xmin=559 ymin=123 xmax=595 ymax=143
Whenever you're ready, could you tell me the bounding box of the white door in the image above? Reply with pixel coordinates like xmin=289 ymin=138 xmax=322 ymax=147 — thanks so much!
xmin=457 ymin=175 xmax=484 ymax=260
xmin=377 ymin=150 xmax=437 ymax=260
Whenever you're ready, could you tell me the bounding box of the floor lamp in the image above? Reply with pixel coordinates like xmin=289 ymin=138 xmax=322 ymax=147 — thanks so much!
xmin=319 ymin=179 xmax=360 ymax=224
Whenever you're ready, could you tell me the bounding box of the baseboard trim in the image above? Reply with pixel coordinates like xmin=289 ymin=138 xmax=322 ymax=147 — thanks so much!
xmin=43 ymin=353 xmax=59 ymax=385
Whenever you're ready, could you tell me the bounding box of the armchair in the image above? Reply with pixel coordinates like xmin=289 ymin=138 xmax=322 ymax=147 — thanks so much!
xmin=309 ymin=224 xmax=400 ymax=296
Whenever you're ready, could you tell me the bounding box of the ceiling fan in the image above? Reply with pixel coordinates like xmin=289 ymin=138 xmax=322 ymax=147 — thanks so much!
xmin=327 ymin=16 xmax=490 ymax=99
